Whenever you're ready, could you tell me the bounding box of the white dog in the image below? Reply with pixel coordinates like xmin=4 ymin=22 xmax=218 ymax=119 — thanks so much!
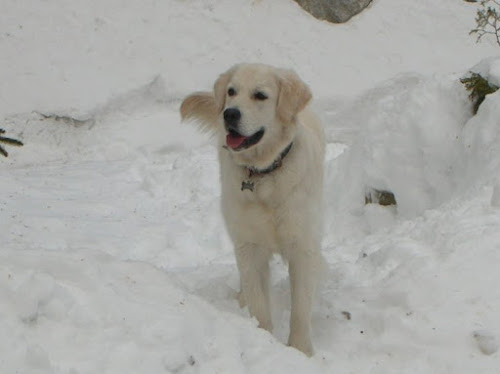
xmin=180 ymin=64 xmax=325 ymax=356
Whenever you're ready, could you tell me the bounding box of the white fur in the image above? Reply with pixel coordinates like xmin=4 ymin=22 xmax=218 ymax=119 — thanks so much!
xmin=181 ymin=64 xmax=325 ymax=356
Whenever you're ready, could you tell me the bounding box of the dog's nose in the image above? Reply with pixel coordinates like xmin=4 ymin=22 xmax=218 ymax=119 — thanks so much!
xmin=223 ymin=108 xmax=241 ymax=129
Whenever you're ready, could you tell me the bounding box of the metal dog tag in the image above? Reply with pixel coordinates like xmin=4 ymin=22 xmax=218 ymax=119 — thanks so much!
xmin=241 ymin=180 xmax=254 ymax=192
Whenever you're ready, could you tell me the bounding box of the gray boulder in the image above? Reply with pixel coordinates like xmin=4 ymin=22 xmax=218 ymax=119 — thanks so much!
xmin=293 ymin=0 xmax=373 ymax=23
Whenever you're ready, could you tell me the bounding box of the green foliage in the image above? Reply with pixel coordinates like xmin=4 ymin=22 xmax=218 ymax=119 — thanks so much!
xmin=461 ymin=73 xmax=499 ymax=114
xmin=0 ymin=129 xmax=23 ymax=157
xmin=470 ymin=0 xmax=500 ymax=47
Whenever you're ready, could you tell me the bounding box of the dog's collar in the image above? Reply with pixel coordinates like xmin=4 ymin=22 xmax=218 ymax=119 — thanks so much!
xmin=241 ymin=142 xmax=293 ymax=191
xmin=246 ymin=141 xmax=293 ymax=177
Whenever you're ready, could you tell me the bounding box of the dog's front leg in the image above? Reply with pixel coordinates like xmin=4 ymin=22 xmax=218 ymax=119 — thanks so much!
xmin=234 ymin=243 xmax=273 ymax=332
xmin=287 ymin=251 xmax=320 ymax=356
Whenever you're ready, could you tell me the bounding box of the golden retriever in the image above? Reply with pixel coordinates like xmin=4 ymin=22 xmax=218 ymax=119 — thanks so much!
xmin=180 ymin=64 xmax=325 ymax=356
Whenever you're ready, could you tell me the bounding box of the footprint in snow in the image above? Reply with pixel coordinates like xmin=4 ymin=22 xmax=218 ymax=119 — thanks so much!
xmin=473 ymin=330 xmax=498 ymax=355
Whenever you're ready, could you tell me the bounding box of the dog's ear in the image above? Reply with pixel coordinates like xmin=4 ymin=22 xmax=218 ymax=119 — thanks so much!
xmin=276 ymin=70 xmax=312 ymax=124
xmin=180 ymin=92 xmax=218 ymax=132
xmin=213 ymin=67 xmax=236 ymax=113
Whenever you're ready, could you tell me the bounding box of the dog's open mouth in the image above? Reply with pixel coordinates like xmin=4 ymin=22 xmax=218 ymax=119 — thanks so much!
xmin=226 ymin=128 xmax=264 ymax=151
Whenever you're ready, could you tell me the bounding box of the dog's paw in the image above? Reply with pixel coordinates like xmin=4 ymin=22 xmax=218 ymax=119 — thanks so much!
xmin=237 ymin=290 xmax=246 ymax=308
xmin=288 ymin=334 xmax=314 ymax=357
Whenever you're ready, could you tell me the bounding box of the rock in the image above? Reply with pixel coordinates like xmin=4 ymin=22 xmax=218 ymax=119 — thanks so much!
xmin=293 ymin=0 xmax=373 ymax=23
xmin=365 ymin=187 xmax=397 ymax=206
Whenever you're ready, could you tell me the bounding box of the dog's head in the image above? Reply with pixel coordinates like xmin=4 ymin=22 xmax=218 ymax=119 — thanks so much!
xmin=215 ymin=64 xmax=311 ymax=152
xmin=181 ymin=64 xmax=312 ymax=168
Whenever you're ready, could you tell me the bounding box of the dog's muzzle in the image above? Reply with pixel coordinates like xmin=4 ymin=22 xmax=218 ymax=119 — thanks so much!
xmin=224 ymin=108 xmax=241 ymax=132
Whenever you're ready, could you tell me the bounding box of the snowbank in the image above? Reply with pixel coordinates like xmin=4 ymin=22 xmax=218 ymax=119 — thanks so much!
xmin=325 ymin=73 xmax=471 ymax=218
xmin=0 ymin=0 xmax=495 ymax=118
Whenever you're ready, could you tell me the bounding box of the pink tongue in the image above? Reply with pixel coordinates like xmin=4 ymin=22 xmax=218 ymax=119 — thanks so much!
xmin=226 ymin=133 xmax=246 ymax=149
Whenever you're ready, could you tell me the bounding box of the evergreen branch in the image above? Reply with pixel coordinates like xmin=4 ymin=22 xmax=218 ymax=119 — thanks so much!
xmin=0 ymin=128 xmax=24 ymax=157
xmin=471 ymin=0 xmax=500 ymax=47
xmin=0 ymin=136 xmax=24 ymax=147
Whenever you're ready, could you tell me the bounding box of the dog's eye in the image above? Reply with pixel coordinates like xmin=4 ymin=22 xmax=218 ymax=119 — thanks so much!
xmin=227 ymin=88 xmax=236 ymax=97
xmin=253 ymin=91 xmax=268 ymax=101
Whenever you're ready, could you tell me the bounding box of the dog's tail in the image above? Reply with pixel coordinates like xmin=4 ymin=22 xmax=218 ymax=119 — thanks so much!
xmin=180 ymin=92 xmax=218 ymax=133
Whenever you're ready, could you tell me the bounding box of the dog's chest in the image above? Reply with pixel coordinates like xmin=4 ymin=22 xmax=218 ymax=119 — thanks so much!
xmin=244 ymin=176 xmax=277 ymax=202
xmin=220 ymin=152 xmax=297 ymax=206
xmin=235 ymin=169 xmax=277 ymax=203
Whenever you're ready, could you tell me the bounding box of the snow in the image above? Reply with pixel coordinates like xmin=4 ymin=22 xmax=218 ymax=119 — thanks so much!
xmin=1 ymin=0 xmax=500 ymax=373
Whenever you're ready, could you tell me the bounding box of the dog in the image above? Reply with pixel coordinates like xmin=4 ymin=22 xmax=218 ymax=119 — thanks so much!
xmin=180 ymin=64 xmax=325 ymax=356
